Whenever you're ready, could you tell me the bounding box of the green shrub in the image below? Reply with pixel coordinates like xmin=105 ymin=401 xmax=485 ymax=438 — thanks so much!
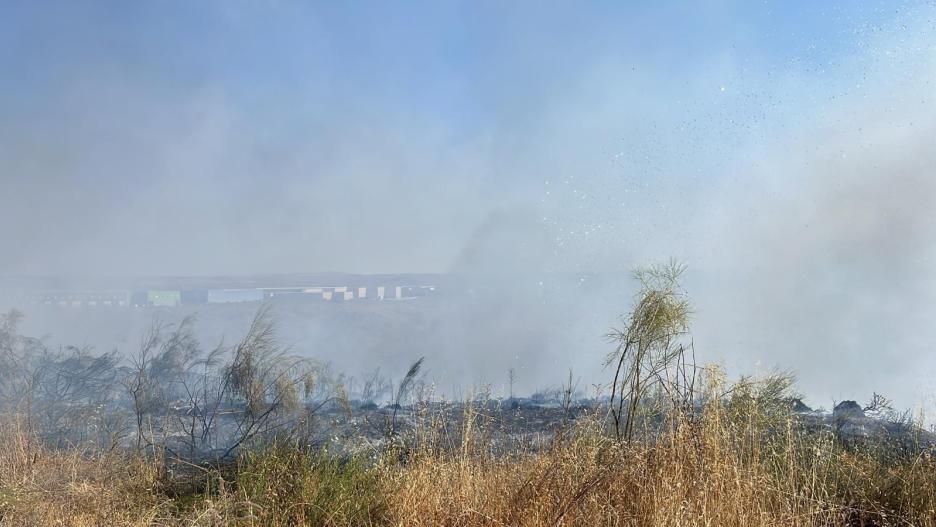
xmin=235 ymin=442 xmax=385 ymax=526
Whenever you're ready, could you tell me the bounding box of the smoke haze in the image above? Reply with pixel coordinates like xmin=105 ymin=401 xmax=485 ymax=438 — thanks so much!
xmin=2 ymin=1 xmax=936 ymax=410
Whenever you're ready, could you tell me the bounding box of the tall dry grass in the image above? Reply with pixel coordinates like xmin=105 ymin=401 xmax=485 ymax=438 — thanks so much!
xmin=2 ymin=374 xmax=935 ymax=526
xmin=381 ymin=377 xmax=936 ymax=527
xmin=0 ymin=417 xmax=164 ymax=526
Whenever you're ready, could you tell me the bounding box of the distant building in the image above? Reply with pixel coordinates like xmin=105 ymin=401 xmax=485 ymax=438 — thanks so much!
xmin=28 ymin=290 xmax=130 ymax=307
xmin=290 ymin=287 xmax=326 ymax=301
xmin=207 ymin=289 xmax=264 ymax=303
xmin=130 ymin=291 xmax=149 ymax=307
xmin=262 ymin=287 xmax=306 ymax=300
xmin=148 ymin=290 xmax=181 ymax=307
xmin=322 ymin=289 xmax=351 ymax=301
xmin=402 ymin=285 xmax=435 ymax=298
xmin=17 ymin=279 xmax=438 ymax=309
xmin=181 ymin=289 xmax=209 ymax=305
xmin=373 ymin=286 xmax=402 ymax=300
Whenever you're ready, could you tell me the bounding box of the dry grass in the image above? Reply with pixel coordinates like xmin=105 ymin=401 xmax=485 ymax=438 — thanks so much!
xmin=0 ymin=419 xmax=164 ymax=526
xmin=385 ymin=435 xmax=933 ymax=526
xmin=2 ymin=383 xmax=936 ymax=527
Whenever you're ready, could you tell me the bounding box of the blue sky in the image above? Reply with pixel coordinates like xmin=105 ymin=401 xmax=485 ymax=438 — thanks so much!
xmin=1 ymin=1 xmax=905 ymax=148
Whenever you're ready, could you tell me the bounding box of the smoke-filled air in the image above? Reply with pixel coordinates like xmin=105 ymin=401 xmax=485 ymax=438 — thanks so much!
xmin=2 ymin=2 xmax=936 ymax=526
